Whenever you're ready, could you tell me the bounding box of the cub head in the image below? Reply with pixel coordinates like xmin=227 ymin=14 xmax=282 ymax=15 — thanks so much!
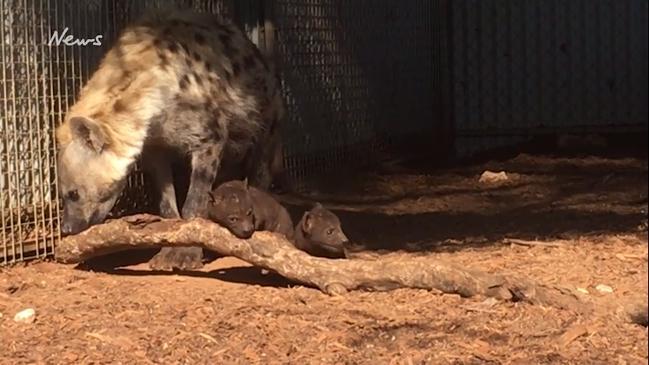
xmin=299 ymin=202 xmax=349 ymax=256
xmin=207 ymin=179 xmax=255 ymax=239
xmin=56 ymin=116 xmax=131 ymax=236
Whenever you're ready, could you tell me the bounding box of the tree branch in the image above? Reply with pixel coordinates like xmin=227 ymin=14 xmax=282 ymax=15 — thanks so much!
xmin=55 ymin=214 xmax=586 ymax=310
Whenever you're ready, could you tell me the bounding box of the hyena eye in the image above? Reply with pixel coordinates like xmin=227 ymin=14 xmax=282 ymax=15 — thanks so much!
xmin=326 ymin=228 xmax=334 ymax=235
xmin=229 ymin=216 xmax=239 ymax=223
xmin=67 ymin=190 xmax=80 ymax=202
xmin=246 ymin=209 xmax=252 ymax=216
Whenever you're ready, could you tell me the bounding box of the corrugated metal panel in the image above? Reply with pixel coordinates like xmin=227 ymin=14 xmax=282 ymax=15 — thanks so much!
xmin=451 ymin=0 xmax=648 ymax=157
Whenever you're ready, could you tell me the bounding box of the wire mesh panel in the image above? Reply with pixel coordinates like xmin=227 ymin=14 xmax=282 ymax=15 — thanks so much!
xmin=451 ymin=0 xmax=649 ymax=157
xmin=0 ymin=0 xmax=231 ymax=265
xmin=273 ymin=0 xmax=449 ymax=185
xmin=1 ymin=0 xmax=64 ymax=264
xmin=1 ymin=0 xmax=445 ymax=264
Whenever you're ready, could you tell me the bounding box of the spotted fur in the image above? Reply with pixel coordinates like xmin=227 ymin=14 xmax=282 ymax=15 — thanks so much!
xmin=56 ymin=9 xmax=286 ymax=270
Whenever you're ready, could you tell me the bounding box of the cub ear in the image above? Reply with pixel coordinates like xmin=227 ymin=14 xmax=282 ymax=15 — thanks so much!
xmin=242 ymin=177 xmax=249 ymax=190
xmin=207 ymin=191 xmax=222 ymax=205
xmin=301 ymin=211 xmax=313 ymax=232
xmin=69 ymin=116 xmax=108 ymax=153
xmin=313 ymin=202 xmax=323 ymax=209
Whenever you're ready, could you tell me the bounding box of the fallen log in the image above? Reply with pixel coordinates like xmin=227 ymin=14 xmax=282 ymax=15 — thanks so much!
xmin=55 ymin=214 xmax=586 ymax=311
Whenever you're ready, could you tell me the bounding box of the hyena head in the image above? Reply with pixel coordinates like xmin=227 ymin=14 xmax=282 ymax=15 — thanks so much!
xmin=56 ymin=116 xmax=131 ymax=235
xmin=299 ymin=203 xmax=349 ymax=255
xmin=207 ymin=179 xmax=256 ymax=239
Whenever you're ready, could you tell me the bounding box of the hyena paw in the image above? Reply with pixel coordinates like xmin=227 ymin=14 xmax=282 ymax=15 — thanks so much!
xmin=149 ymin=247 xmax=204 ymax=271
xmin=181 ymin=199 xmax=206 ymax=220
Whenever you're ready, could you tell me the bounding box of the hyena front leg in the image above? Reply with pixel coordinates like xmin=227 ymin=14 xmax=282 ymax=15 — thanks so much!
xmin=141 ymin=148 xmax=203 ymax=271
xmin=150 ymin=143 xmax=224 ymax=272
xmin=143 ymin=147 xmax=221 ymax=271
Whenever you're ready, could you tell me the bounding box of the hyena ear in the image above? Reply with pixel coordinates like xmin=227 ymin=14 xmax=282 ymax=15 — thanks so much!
xmin=313 ymin=202 xmax=323 ymax=209
xmin=301 ymin=211 xmax=313 ymax=233
xmin=69 ymin=116 xmax=107 ymax=154
xmin=207 ymin=191 xmax=221 ymax=205
xmin=242 ymin=178 xmax=249 ymax=190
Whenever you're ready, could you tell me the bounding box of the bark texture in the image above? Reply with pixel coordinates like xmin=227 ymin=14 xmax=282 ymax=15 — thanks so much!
xmin=55 ymin=214 xmax=585 ymax=310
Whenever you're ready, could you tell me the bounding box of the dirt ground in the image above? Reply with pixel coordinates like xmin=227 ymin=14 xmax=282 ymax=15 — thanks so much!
xmin=1 ymin=154 xmax=648 ymax=364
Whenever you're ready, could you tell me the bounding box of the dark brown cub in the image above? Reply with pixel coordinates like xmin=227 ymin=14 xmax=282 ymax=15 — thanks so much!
xmin=293 ymin=203 xmax=349 ymax=259
xmin=207 ymin=179 xmax=294 ymax=240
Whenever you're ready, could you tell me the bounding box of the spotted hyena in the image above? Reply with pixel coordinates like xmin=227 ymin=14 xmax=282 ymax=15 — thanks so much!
xmin=55 ymin=9 xmax=286 ymax=270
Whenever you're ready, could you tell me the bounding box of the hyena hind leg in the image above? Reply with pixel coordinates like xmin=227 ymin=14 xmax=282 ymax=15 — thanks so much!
xmin=246 ymin=128 xmax=289 ymax=193
xmin=268 ymin=139 xmax=292 ymax=193
xmin=181 ymin=142 xmax=225 ymax=219
xmin=245 ymin=147 xmax=273 ymax=191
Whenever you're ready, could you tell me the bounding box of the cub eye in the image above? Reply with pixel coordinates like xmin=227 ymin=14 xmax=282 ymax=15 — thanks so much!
xmin=246 ymin=209 xmax=252 ymax=216
xmin=326 ymin=228 xmax=334 ymax=235
xmin=228 ymin=216 xmax=239 ymax=223
xmin=67 ymin=190 xmax=80 ymax=202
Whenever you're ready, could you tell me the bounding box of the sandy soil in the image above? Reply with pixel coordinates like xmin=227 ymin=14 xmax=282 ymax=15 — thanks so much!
xmin=1 ymin=154 xmax=647 ymax=364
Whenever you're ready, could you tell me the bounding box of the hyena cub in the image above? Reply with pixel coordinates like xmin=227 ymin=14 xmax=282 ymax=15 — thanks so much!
xmin=55 ymin=9 xmax=286 ymax=271
xmin=207 ymin=181 xmax=349 ymax=259
xmin=294 ymin=203 xmax=349 ymax=259
xmin=207 ymin=179 xmax=294 ymax=239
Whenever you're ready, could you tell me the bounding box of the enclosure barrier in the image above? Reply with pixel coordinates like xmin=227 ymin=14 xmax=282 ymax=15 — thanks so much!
xmin=450 ymin=0 xmax=648 ymax=156
xmin=1 ymin=0 xmax=647 ymax=264
xmin=0 ymin=0 xmax=445 ymax=264
xmin=0 ymin=0 xmax=234 ymax=264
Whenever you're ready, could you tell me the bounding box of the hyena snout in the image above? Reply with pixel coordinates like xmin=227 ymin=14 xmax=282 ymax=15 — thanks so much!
xmin=240 ymin=223 xmax=255 ymax=238
xmin=323 ymin=229 xmax=349 ymax=248
xmin=60 ymin=199 xmax=115 ymax=236
xmin=321 ymin=230 xmax=349 ymax=254
xmin=336 ymin=230 xmax=349 ymax=246
xmin=60 ymin=212 xmax=89 ymax=236
xmin=232 ymin=221 xmax=255 ymax=239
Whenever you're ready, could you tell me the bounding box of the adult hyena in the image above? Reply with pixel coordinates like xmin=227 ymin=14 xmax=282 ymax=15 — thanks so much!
xmin=55 ymin=9 xmax=285 ymax=270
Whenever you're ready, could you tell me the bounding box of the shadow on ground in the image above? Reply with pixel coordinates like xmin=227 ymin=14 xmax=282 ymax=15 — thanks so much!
xmin=76 ymin=154 xmax=648 ymax=286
